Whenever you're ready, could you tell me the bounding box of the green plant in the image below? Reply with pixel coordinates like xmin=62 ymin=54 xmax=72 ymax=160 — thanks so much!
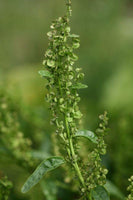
xmin=0 ymin=176 xmax=13 ymax=200
xmin=21 ymin=1 xmax=110 ymax=199
xmin=126 ymin=176 xmax=133 ymax=200
xmin=0 ymin=90 xmax=34 ymax=169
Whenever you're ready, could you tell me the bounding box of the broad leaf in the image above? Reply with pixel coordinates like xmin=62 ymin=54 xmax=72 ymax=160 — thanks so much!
xmin=72 ymin=83 xmax=88 ymax=89
xmin=38 ymin=70 xmax=52 ymax=78
xmin=105 ymin=180 xmax=124 ymax=199
xmin=75 ymin=130 xmax=98 ymax=144
xmin=21 ymin=156 xmax=65 ymax=193
xmin=92 ymin=186 xmax=110 ymax=200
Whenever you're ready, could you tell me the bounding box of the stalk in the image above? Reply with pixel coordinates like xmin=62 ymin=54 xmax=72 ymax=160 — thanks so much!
xmin=40 ymin=0 xmax=109 ymax=199
xmin=58 ymin=78 xmax=90 ymax=199
xmin=65 ymin=115 xmax=85 ymax=187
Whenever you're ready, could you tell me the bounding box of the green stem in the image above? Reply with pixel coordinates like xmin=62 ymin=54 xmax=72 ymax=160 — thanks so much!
xmin=65 ymin=116 xmax=92 ymax=200
xmin=65 ymin=116 xmax=85 ymax=186
xmin=58 ymin=77 xmax=91 ymax=199
xmin=66 ymin=0 xmax=72 ymax=17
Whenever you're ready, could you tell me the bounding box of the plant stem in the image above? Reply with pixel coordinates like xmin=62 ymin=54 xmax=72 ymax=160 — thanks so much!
xmin=58 ymin=76 xmax=91 ymax=199
xmin=65 ymin=116 xmax=85 ymax=186
xmin=65 ymin=116 xmax=92 ymax=200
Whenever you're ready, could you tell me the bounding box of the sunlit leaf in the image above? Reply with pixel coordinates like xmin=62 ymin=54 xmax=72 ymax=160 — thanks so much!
xmin=69 ymin=34 xmax=79 ymax=38
xmin=21 ymin=156 xmax=65 ymax=193
xmin=38 ymin=70 xmax=52 ymax=78
xmin=72 ymin=83 xmax=88 ymax=89
xmin=75 ymin=130 xmax=98 ymax=144
xmin=92 ymin=186 xmax=110 ymax=200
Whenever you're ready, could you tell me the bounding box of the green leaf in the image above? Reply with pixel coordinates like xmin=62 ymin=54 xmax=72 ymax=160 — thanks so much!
xmin=21 ymin=156 xmax=65 ymax=193
xmin=92 ymin=186 xmax=110 ymax=200
xmin=69 ymin=34 xmax=79 ymax=38
xmin=72 ymin=83 xmax=88 ymax=89
xmin=38 ymin=70 xmax=52 ymax=78
xmin=40 ymin=179 xmax=57 ymax=200
xmin=105 ymin=180 xmax=124 ymax=199
xmin=75 ymin=130 xmax=98 ymax=144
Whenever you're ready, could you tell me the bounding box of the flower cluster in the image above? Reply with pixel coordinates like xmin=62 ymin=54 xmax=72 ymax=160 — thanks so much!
xmin=0 ymin=91 xmax=33 ymax=169
xmin=42 ymin=4 xmax=84 ymax=142
xmin=127 ymin=176 xmax=133 ymax=200
xmin=84 ymin=112 xmax=109 ymax=191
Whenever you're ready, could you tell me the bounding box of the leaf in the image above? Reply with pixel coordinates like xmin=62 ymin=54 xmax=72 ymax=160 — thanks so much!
xmin=75 ymin=130 xmax=98 ymax=144
xmin=38 ymin=70 xmax=52 ymax=78
xmin=21 ymin=156 xmax=65 ymax=193
xmin=92 ymin=186 xmax=110 ymax=200
xmin=72 ymin=83 xmax=88 ymax=89
xmin=105 ymin=180 xmax=124 ymax=199
xmin=69 ymin=34 xmax=79 ymax=38
xmin=40 ymin=179 xmax=57 ymax=200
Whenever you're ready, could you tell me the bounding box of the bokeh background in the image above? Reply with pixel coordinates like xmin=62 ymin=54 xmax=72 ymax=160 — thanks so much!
xmin=0 ymin=0 xmax=133 ymax=199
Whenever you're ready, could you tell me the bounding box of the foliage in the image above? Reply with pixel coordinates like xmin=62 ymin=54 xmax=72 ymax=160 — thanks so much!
xmin=0 ymin=90 xmax=34 ymax=169
xmin=21 ymin=156 xmax=65 ymax=193
xmin=0 ymin=176 xmax=13 ymax=200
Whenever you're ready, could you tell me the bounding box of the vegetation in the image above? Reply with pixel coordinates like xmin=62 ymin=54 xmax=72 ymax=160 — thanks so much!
xmin=0 ymin=0 xmax=133 ymax=200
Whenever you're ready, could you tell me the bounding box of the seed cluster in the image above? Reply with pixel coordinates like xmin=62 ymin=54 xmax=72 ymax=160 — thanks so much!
xmin=127 ymin=176 xmax=133 ymax=200
xmin=43 ymin=7 xmax=84 ymax=141
xmin=0 ymin=92 xmax=33 ymax=169
xmin=0 ymin=176 xmax=13 ymax=200
xmin=83 ymin=112 xmax=109 ymax=191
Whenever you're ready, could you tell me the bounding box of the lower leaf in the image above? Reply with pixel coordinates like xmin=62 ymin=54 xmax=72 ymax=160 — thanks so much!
xmin=21 ymin=156 xmax=65 ymax=193
xmin=92 ymin=186 xmax=110 ymax=200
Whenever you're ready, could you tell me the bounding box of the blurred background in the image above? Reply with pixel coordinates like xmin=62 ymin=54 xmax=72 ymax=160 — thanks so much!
xmin=0 ymin=0 xmax=133 ymax=199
